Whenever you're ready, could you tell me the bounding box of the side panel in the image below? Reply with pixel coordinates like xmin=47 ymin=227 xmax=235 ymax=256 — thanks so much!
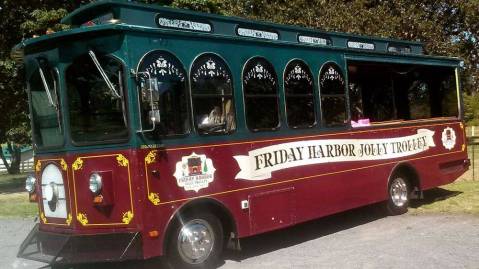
xmin=140 ymin=121 xmax=468 ymax=257
xmin=249 ymin=187 xmax=295 ymax=234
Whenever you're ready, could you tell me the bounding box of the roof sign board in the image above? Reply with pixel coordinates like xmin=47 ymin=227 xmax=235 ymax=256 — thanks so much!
xmin=298 ymin=35 xmax=331 ymax=46
xmin=156 ymin=15 xmax=212 ymax=32
xmin=347 ymin=41 xmax=375 ymax=50
xmin=237 ymin=27 xmax=279 ymax=40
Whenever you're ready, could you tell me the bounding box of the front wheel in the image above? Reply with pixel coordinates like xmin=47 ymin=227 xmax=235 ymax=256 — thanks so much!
xmin=167 ymin=212 xmax=223 ymax=269
xmin=386 ymin=174 xmax=410 ymax=215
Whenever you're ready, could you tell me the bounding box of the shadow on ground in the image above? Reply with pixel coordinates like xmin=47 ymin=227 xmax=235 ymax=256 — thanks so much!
xmin=43 ymin=186 xmax=458 ymax=269
xmin=0 ymin=174 xmax=27 ymax=194
xmin=410 ymin=187 xmax=462 ymax=208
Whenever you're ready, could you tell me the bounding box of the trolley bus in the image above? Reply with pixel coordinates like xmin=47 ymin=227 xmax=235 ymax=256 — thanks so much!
xmin=15 ymin=0 xmax=469 ymax=267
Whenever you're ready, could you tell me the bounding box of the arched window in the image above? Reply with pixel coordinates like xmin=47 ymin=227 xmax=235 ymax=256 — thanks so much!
xmin=137 ymin=50 xmax=189 ymax=136
xmin=319 ymin=63 xmax=347 ymax=126
xmin=284 ymin=60 xmax=316 ymax=128
xmin=191 ymin=54 xmax=235 ymax=134
xmin=243 ymin=57 xmax=279 ymax=131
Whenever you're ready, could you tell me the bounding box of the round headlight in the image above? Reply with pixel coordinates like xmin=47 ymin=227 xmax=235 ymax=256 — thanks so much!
xmin=25 ymin=175 xmax=36 ymax=193
xmin=89 ymin=173 xmax=103 ymax=195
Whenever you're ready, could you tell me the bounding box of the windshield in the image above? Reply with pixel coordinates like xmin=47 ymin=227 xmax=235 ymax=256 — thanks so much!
xmin=66 ymin=54 xmax=128 ymax=144
xmin=29 ymin=60 xmax=63 ymax=148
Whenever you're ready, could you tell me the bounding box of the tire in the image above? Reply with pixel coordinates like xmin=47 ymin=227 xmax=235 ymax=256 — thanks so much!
xmin=167 ymin=212 xmax=223 ymax=269
xmin=386 ymin=172 xmax=410 ymax=215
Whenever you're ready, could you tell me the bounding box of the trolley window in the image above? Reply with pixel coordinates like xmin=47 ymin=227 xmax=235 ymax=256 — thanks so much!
xmin=319 ymin=63 xmax=347 ymax=127
xmin=348 ymin=62 xmax=458 ymax=124
xmin=29 ymin=59 xmax=63 ymax=148
xmin=243 ymin=57 xmax=280 ymax=131
xmin=66 ymin=53 xmax=128 ymax=144
xmin=284 ymin=60 xmax=316 ymax=128
xmin=137 ymin=50 xmax=190 ymax=137
xmin=191 ymin=54 xmax=235 ymax=135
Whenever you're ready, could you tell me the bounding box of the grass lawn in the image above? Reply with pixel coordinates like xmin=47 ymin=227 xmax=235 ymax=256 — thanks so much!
xmin=409 ymin=180 xmax=479 ymax=215
xmin=0 ymin=173 xmax=37 ymax=218
xmin=0 ymin=192 xmax=37 ymax=218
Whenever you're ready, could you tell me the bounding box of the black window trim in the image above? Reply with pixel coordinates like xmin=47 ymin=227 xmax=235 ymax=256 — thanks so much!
xmin=66 ymin=52 xmax=131 ymax=147
xmin=283 ymin=58 xmax=318 ymax=129
xmin=241 ymin=56 xmax=281 ymax=132
xmin=189 ymin=52 xmax=236 ymax=136
xmin=135 ymin=49 xmax=193 ymax=140
xmin=318 ymin=61 xmax=349 ymax=128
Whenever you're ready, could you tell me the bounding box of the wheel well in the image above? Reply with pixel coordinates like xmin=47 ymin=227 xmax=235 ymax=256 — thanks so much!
xmin=163 ymin=198 xmax=237 ymax=252
xmin=391 ymin=163 xmax=421 ymax=196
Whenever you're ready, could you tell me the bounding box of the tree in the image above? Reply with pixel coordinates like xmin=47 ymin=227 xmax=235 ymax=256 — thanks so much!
xmin=0 ymin=1 xmax=82 ymax=174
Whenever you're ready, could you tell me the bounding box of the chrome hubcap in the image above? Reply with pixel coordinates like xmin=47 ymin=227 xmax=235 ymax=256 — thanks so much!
xmin=177 ymin=219 xmax=214 ymax=264
xmin=390 ymin=177 xmax=408 ymax=207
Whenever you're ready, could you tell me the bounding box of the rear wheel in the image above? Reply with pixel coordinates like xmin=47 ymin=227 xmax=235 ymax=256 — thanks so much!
xmin=167 ymin=212 xmax=223 ymax=269
xmin=386 ymin=173 xmax=410 ymax=215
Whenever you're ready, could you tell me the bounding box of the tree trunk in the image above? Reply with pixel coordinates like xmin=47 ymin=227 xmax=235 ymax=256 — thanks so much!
xmin=0 ymin=142 xmax=21 ymax=174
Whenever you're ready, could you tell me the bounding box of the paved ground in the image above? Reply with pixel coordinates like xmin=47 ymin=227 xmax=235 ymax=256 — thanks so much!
xmin=2 ymin=206 xmax=479 ymax=269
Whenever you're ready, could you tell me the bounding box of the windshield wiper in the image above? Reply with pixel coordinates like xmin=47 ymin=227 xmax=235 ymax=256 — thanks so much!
xmin=36 ymin=61 xmax=57 ymax=109
xmin=88 ymin=50 xmax=121 ymax=99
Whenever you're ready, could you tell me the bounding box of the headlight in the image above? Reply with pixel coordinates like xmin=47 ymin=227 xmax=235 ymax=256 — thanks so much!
xmin=25 ymin=175 xmax=36 ymax=193
xmin=89 ymin=173 xmax=103 ymax=195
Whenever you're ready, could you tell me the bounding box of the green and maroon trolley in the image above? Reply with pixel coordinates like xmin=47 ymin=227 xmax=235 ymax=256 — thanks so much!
xmin=14 ymin=0 xmax=469 ymax=267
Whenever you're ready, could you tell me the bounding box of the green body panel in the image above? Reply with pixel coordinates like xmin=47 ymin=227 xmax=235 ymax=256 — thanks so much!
xmin=13 ymin=0 xmax=462 ymax=155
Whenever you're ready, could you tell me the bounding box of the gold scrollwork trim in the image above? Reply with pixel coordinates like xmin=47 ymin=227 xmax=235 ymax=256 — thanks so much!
xmin=122 ymin=211 xmax=134 ymax=224
xmin=66 ymin=213 xmax=72 ymax=225
xmin=40 ymin=212 xmax=47 ymax=224
xmin=60 ymin=159 xmax=68 ymax=171
xmin=148 ymin=192 xmax=161 ymax=205
xmin=117 ymin=154 xmax=129 ymax=167
xmin=72 ymin=158 xmax=83 ymax=171
xmin=462 ymin=144 xmax=466 ymax=151
xmin=145 ymin=150 xmax=157 ymax=164
xmin=35 ymin=161 xmax=42 ymax=172
xmin=77 ymin=213 xmax=88 ymax=226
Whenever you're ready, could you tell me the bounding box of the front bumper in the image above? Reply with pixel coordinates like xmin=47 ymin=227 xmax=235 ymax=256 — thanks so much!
xmin=17 ymin=224 xmax=143 ymax=265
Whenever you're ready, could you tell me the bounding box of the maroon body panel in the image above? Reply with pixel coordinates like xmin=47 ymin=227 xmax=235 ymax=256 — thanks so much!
xmin=33 ymin=120 xmax=468 ymax=259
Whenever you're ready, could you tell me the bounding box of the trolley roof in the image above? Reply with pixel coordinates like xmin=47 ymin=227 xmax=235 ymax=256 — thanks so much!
xmin=12 ymin=0 xmax=461 ymax=65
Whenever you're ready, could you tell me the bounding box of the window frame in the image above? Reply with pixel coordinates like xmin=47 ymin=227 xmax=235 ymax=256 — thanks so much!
xmin=28 ymin=62 xmax=65 ymax=150
xmin=318 ymin=61 xmax=348 ymax=128
xmin=189 ymin=52 xmax=236 ymax=136
xmin=135 ymin=49 xmax=192 ymax=139
xmin=241 ymin=56 xmax=281 ymax=132
xmin=65 ymin=53 xmax=131 ymax=146
xmin=344 ymin=58 xmax=461 ymax=127
xmin=283 ymin=58 xmax=317 ymax=129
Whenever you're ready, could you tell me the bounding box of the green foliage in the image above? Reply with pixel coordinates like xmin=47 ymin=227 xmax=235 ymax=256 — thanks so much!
xmin=20 ymin=9 xmax=70 ymax=36
xmin=171 ymin=0 xmax=225 ymax=13
xmin=464 ymin=93 xmax=479 ymax=126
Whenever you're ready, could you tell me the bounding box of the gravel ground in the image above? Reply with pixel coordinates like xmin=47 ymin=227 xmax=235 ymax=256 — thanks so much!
xmin=2 ymin=206 xmax=479 ymax=269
